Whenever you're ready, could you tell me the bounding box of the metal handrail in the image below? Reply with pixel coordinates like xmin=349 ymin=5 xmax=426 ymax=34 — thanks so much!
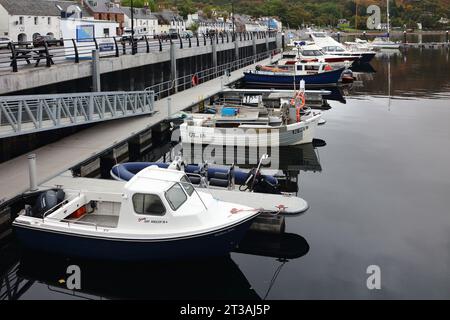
xmin=0 ymin=90 xmax=155 ymax=137
xmin=1 ymin=32 xmax=279 ymax=73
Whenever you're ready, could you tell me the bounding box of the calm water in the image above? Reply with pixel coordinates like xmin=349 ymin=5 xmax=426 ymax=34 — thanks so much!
xmin=2 ymin=47 xmax=450 ymax=300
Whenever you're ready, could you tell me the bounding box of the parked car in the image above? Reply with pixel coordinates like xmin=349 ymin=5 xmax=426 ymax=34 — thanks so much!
xmin=33 ymin=35 xmax=61 ymax=48
xmin=0 ymin=36 xmax=12 ymax=49
xmin=180 ymin=30 xmax=194 ymax=39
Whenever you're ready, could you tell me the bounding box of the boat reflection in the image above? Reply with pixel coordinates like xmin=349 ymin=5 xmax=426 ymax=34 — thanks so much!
xmin=14 ymin=250 xmax=259 ymax=300
xmin=179 ymin=139 xmax=325 ymax=194
xmin=0 ymin=227 xmax=311 ymax=300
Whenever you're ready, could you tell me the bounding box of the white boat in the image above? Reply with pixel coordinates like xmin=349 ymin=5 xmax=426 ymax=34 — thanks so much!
xmin=13 ymin=167 xmax=264 ymax=261
xmin=309 ymin=31 xmax=375 ymax=64
xmin=297 ymin=44 xmax=359 ymax=68
xmin=370 ymin=37 xmax=400 ymax=50
xmin=369 ymin=0 xmax=400 ymax=50
xmin=180 ymin=96 xmax=322 ymax=147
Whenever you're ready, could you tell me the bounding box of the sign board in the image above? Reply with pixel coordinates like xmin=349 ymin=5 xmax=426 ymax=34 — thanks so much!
xmin=76 ymin=25 xmax=95 ymax=42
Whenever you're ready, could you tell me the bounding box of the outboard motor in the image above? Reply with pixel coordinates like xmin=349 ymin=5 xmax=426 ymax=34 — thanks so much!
xmin=240 ymin=169 xmax=281 ymax=194
xmin=28 ymin=189 xmax=66 ymax=218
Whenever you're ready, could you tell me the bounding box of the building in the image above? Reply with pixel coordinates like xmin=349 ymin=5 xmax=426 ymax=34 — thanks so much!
xmin=186 ymin=12 xmax=233 ymax=34
xmin=121 ymin=6 xmax=158 ymax=36
xmin=257 ymin=17 xmax=282 ymax=32
xmin=234 ymin=14 xmax=268 ymax=33
xmin=438 ymin=17 xmax=449 ymax=25
xmin=80 ymin=0 xmax=125 ymax=35
xmin=0 ymin=0 xmax=89 ymax=42
xmin=153 ymin=10 xmax=185 ymax=35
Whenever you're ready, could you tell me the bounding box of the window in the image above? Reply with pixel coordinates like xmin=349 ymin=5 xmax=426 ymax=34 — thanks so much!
xmin=133 ymin=194 xmax=166 ymax=216
xmin=165 ymin=183 xmax=187 ymax=211
xmin=34 ymin=17 xmax=38 ymax=25
xmin=19 ymin=17 xmax=24 ymax=25
xmin=180 ymin=176 xmax=194 ymax=196
xmin=103 ymin=28 xmax=110 ymax=37
xmin=296 ymin=65 xmax=303 ymax=71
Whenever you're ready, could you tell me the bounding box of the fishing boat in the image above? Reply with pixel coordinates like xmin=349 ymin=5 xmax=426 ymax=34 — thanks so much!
xmin=180 ymin=92 xmax=322 ymax=147
xmin=309 ymin=31 xmax=376 ymax=64
xmin=243 ymin=60 xmax=346 ymax=88
xmin=12 ymin=168 xmax=263 ymax=261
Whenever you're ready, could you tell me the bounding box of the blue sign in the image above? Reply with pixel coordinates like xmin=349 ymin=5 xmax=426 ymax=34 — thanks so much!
xmin=76 ymin=25 xmax=95 ymax=42
xmin=99 ymin=43 xmax=114 ymax=52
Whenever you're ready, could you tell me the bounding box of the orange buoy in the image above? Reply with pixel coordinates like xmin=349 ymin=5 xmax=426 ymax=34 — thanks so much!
xmin=191 ymin=74 xmax=199 ymax=86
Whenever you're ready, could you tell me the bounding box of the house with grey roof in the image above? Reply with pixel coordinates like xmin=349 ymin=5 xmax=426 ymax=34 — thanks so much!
xmin=121 ymin=6 xmax=158 ymax=36
xmin=0 ymin=0 xmax=90 ymax=42
xmin=152 ymin=10 xmax=185 ymax=35
xmin=186 ymin=12 xmax=233 ymax=34
xmin=80 ymin=0 xmax=125 ymax=35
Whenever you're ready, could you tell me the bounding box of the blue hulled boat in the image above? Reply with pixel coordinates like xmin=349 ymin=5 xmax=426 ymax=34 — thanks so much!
xmin=243 ymin=61 xmax=346 ymax=88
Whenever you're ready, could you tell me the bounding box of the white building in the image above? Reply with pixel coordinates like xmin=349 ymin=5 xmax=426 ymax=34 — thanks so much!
xmin=186 ymin=12 xmax=233 ymax=34
xmin=0 ymin=0 xmax=91 ymax=43
xmin=61 ymin=15 xmax=119 ymax=58
xmin=121 ymin=6 xmax=158 ymax=36
xmin=153 ymin=11 xmax=185 ymax=35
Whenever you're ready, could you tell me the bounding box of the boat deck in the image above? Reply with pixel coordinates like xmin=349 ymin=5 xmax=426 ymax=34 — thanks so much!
xmin=77 ymin=214 xmax=119 ymax=229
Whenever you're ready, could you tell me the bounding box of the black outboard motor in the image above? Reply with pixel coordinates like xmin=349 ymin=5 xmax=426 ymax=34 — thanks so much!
xmin=240 ymin=168 xmax=281 ymax=194
xmin=29 ymin=189 xmax=66 ymax=218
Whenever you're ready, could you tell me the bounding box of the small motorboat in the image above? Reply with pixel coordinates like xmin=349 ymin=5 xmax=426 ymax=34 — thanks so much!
xmin=111 ymin=155 xmax=282 ymax=195
xmin=179 ymin=96 xmax=322 ymax=147
xmin=12 ymin=167 xmax=263 ymax=261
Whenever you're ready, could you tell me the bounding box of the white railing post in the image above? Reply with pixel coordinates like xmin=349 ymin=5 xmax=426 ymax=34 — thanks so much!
xmin=167 ymin=97 xmax=172 ymax=118
xmin=27 ymin=154 xmax=38 ymax=191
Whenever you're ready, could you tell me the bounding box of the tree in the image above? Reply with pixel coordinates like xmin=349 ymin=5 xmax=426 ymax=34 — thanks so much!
xmin=178 ymin=0 xmax=196 ymax=18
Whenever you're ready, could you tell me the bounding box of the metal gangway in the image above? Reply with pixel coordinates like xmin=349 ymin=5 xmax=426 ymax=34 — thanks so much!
xmin=0 ymin=91 xmax=155 ymax=138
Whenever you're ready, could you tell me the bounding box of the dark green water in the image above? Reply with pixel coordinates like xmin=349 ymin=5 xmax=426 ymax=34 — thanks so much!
xmin=1 ymin=47 xmax=450 ymax=300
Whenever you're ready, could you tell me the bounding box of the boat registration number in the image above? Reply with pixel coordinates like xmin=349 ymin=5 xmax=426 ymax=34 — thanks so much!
xmin=292 ymin=128 xmax=305 ymax=134
xmin=189 ymin=132 xmax=206 ymax=138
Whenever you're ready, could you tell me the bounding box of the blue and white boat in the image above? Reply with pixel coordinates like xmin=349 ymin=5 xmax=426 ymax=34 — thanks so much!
xmin=110 ymin=157 xmax=280 ymax=194
xmin=243 ymin=61 xmax=346 ymax=88
xmin=13 ymin=167 xmax=262 ymax=261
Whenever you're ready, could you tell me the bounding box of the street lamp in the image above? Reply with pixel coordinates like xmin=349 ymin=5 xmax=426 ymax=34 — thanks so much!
xmin=231 ymin=2 xmax=235 ymax=34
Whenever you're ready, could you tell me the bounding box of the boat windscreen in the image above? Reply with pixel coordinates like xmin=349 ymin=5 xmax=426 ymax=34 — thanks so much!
xmin=165 ymin=183 xmax=188 ymax=211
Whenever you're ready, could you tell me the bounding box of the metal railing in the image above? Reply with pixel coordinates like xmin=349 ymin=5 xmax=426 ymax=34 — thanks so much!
xmin=0 ymin=31 xmax=279 ymax=73
xmin=145 ymin=49 xmax=279 ymax=99
xmin=0 ymin=90 xmax=155 ymax=138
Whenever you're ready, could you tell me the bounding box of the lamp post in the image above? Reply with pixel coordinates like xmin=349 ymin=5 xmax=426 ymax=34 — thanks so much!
xmin=231 ymin=2 xmax=235 ymax=34
xmin=131 ymin=0 xmax=136 ymax=55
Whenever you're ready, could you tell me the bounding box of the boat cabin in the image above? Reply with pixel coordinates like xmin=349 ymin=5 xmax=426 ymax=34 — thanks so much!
xmin=16 ymin=167 xmax=213 ymax=234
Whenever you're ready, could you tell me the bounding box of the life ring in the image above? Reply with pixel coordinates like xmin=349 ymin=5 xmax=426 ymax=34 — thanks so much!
xmin=191 ymin=74 xmax=199 ymax=86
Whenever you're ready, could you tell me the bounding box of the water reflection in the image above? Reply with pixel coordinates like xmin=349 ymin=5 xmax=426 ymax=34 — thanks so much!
xmin=0 ymin=230 xmax=310 ymax=300
xmin=351 ymin=48 xmax=450 ymax=98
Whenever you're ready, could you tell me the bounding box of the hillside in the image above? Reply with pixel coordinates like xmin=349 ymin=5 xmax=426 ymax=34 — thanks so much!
xmin=122 ymin=0 xmax=450 ymax=30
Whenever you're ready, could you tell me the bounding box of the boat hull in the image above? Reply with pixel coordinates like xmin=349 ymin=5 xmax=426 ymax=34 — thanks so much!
xmin=243 ymin=68 xmax=344 ymax=88
xmin=180 ymin=116 xmax=321 ymax=147
xmin=13 ymin=216 xmax=257 ymax=261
